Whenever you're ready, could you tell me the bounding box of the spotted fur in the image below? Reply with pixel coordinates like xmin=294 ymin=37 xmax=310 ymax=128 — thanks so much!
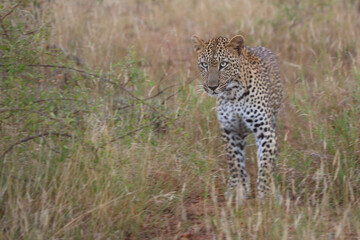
xmin=192 ymin=35 xmax=283 ymax=199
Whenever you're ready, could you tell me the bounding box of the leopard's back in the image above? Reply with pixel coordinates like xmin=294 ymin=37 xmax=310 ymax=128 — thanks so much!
xmin=249 ymin=46 xmax=283 ymax=121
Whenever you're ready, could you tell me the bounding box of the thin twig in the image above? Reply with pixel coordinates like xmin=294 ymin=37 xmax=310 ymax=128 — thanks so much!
xmin=161 ymin=90 xmax=181 ymax=104
xmin=115 ymin=104 xmax=132 ymax=111
xmin=143 ymin=84 xmax=178 ymax=101
xmin=24 ymin=64 xmax=177 ymax=120
xmin=0 ymin=3 xmax=19 ymax=22
xmin=17 ymin=64 xmax=179 ymax=105
xmin=0 ymin=108 xmax=66 ymax=124
xmin=44 ymin=142 xmax=62 ymax=154
xmin=23 ymin=29 xmax=38 ymax=35
xmin=115 ymin=84 xmax=178 ymax=111
xmin=109 ymin=123 xmax=152 ymax=143
xmin=27 ymin=64 xmax=98 ymax=77
xmin=117 ymin=84 xmax=169 ymax=120
xmin=1 ymin=132 xmax=72 ymax=159
xmin=0 ymin=22 xmax=10 ymax=40
xmin=0 ymin=108 xmax=26 ymax=114
xmin=96 ymin=122 xmax=153 ymax=149
xmin=33 ymin=98 xmax=86 ymax=103
xmin=0 ymin=98 xmax=86 ymax=107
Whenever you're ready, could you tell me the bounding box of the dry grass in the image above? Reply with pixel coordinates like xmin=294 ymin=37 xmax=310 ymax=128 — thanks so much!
xmin=1 ymin=0 xmax=360 ymax=239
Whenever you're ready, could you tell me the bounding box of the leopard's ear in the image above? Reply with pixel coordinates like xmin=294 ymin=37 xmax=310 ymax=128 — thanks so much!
xmin=192 ymin=35 xmax=205 ymax=53
xmin=226 ymin=35 xmax=245 ymax=55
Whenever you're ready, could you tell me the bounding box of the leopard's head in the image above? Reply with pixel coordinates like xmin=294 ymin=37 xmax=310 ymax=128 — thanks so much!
xmin=192 ymin=35 xmax=244 ymax=96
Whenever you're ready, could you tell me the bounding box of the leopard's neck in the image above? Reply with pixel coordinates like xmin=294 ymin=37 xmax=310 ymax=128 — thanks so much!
xmin=238 ymin=47 xmax=256 ymax=88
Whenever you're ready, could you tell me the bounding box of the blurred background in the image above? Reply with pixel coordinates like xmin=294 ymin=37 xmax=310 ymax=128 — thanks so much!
xmin=1 ymin=0 xmax=360 ymax=239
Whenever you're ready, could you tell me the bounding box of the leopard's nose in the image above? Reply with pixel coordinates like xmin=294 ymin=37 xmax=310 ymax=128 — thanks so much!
xmin=209 ymin=85 xmax=218 ymax=91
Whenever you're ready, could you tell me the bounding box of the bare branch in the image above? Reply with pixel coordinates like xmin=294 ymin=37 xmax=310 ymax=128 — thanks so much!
xmin=0 ymin=22 xmax=10 ymax=40
xmin=117 ymin=84 xmax=170 ymax=120
xmin=2 ymin=132 xmax=72 ymax=159
xmin=27 ymin=64 xmax=98 ymax=77
xmin=33 ymin=98 xmax=86 ymax=104
xmin=96 ymin=122 xmax=153 ymax=149
xmin=0 ymin=108 xmax=66 ymax=124
xmin=0 ymin=3 xmax=19 ymax=22
xmin=161 ymin=90 xmax=181 ymax=104
xmin=143 ymin=84 xmax=178 ymax=101
xmin=0 ymin=108 xmax=27 ymax=114
xmin=22 ymin=64 xmax=174 ymax=120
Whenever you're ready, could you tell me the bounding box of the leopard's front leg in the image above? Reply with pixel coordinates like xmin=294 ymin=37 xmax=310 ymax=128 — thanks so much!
xmin=254 ymin=126 xmax=277 ymax=199
xmin=221 ymin=128 xmax=250 ymax=199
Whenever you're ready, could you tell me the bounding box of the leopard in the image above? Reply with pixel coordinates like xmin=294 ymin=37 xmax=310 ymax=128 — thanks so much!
xmin=192 ymin=35 xmax=283 ymax=199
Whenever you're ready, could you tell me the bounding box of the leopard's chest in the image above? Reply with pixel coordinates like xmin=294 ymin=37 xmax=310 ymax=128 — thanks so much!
xmin=216 ymin=88 xmax=248 ymax=131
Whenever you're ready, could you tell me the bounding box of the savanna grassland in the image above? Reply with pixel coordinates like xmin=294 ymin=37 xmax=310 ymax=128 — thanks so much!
xmin=1 ymin=0 xmax=360 ymax=239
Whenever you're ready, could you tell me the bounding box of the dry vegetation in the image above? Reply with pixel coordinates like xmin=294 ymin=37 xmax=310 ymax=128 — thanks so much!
xmin=1 ymin=0 xmax=360 ymax=239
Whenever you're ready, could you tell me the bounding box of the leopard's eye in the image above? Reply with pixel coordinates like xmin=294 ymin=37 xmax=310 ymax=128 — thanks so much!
xmin=220 ymin=61 xmax=228 ymax=69
xmin=201 ymin=62 xmax=208 ymax=68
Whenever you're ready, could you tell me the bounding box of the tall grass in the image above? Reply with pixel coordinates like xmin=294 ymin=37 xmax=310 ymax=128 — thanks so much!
xmin=1 ymin=0 xmax=360 ymax=239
